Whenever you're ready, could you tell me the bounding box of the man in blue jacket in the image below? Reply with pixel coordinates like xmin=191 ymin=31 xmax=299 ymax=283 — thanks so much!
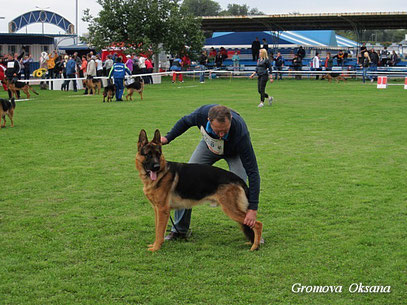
xmin=63 ymin=56 xmax=77 ymax=91
xmin=108 ymin=57 xmax=131 ymax=101
xmin=161 ymin=104 xmax=261 ymax=240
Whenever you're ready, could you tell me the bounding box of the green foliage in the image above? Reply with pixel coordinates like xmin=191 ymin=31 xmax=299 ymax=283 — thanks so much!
xmin=337 ymin=29 xmax=407 ymax=46
xmin=181 ymin=0 xmax=221 ymax=17
xmin=83 ymin=0 xmax=204 ymax=56
xmin=1 ymin=78 xmax=406 ymax=304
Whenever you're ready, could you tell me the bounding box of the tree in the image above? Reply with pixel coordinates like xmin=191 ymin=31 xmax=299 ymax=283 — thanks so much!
xmin=181 ymin=0 xmax=221 ymax=17
xmin=219 ymin=4 xmax=264 ymax=16
xmin=83 ymin=0 xmax=204 ymax=67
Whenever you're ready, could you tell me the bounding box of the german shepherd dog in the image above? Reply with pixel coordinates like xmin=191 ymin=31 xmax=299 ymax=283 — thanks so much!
xmin=136 ymin=129 xmax=263 ymax=252
xmin=125 ymin=77 xmax=144 ymax=101
xmin=322 ymin=73 xmax=347 ymax=83
xmin=0 ymin=98 xmax=16 ymax=129
xmin=85 ymin=77 xmax=102 ymax=95
xmin=6 ymin=80 xmax=39 ymax=99
xmin=102 ymin=83 xmax=116 ymax=102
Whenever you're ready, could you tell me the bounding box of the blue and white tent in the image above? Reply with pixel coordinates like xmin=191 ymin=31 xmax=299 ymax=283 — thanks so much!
xmin=205 ymin=30 xmax=357 ymax=49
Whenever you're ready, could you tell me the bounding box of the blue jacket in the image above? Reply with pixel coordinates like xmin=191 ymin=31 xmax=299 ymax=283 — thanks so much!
xmin=65 ymin=59 xmax=76 ymax=75
xmin=165 ymin=104 xmax=260 ymax=210
xmin=108 ymin=63 xmax=131 ymax=79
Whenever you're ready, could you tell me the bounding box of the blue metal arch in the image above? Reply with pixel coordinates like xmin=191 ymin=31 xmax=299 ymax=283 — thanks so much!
xmin=8 ymin=10 xmax=75 ymax=34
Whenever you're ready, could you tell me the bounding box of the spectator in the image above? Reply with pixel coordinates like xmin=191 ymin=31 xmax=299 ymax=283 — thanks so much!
xmin=46 ymin=50 xmax=57 ymax=80
xmin=324 ymin=52 xmax=333 ymax=71
xmin=145 ymin=57 xmax=154 ymax=84
xmin=215 ymin=53 xmax=223 ymax=69
xmin=170 ymin=55 xmax=183 ymax=83
xmin=292 ymin=54 xmax=302 ymax=80
xmin=208 ymin=47 xmax=216 ymax=67
xmin=138 ymin=55 xmax=147 ymax=82
xmin=80 ymin=55 xmax=87 ymax=78
xmin=380 ymin=47 xmax=390 ymax=67
xmin=390 ymin=51 xmax=399 ymax=66
xmin=108 ymin=56 xmax=131 ymax=101
xmin=360 ymin=52 xmax=371 ymax=83
xmin=335 ymin=50 xmax=345 ymax=67
xmin=369 ymin=49 xmax=379 ymax=82
xmin=232 ymin=51 xmax=240 ymax=72
xmin=297 ymin=46 xmax=305 ymax=60
xmin=103 ymin=55 xmax=114 ymax=76
xmin=312 ymin=52 xmax=321 ymax=80
xmin=125 ymin=55 xmax=133 ymax=73
xmin=96 ymin=55 xmax=103 ymax=77
xmin=182 ymin=54 xmax=191 ymax=70
xmin=6 ymin=52 xmax=24 ymax=98
xmin=262 ymin=38 xmax=269 ymax=53
xmin=198 ymin=50 xmax=207 ymax=83
xmin=360 ymin=43 xmax=367 ymax=57
xmin=274 ymin=52 xmax=284 ymax=80
xmin=251 ymin=37 xmax=261 ymax=61
xmin=22 ymin=54 xmax=33 ymax=80
xmin=220 ymin=47 xmax=228 ymax=61
xmin=63 ymin=55 xmax=77 ymax=92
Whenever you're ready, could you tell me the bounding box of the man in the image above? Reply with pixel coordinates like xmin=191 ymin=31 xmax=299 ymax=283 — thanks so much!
xmin=108 ymin=57 xmax=131 ymax=101
xmin=297 ymin=46 xmax=306 ymax=60
xmin=251 ymin=37 xmax=261 ymax=61
xmin=369 ymin=49 xmax=379 ymax=82
xmin=312 ymin=53 xmax=321 ymax=80
xmin=274 ymin=52 xmax=284 ymax=80
xmin=262 ymin=38 xmax=269 ymax=53
xmin=161 ymin=104 xmax=261 ymax=240
xmin=63 ymin=56 xmax=77 ymax=92
xmin=5 ymin=53 xmax=23 ymax=99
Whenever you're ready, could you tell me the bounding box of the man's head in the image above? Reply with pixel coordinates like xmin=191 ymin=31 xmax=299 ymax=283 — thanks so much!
xmin=208 ymin=105 xmax=232 ymax=138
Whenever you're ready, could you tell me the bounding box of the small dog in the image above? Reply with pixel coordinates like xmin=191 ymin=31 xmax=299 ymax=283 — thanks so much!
xmin=125 ymin=77 xmax=144 ymax=101
xmin=6 ymin=80 xmax=39 ymax=99
xmin=322 ymin=73 xmax=347 ymax=83
xmin=136 ymin=129 xmax=263 ymax=252
xmin=0 ymin=98 xmax=16 ymax=129
xmin=85 ymin=78 xmax=102 ymax=95
xmin=102 ymin=83 xmax=116 ymax=102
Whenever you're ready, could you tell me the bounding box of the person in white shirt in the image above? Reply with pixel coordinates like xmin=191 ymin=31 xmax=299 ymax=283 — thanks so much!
xmin=312 ymin=53 xmax=321 ymax=80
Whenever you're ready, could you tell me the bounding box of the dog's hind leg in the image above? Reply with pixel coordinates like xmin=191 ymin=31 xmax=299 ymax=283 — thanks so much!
xmin=7 ymin=110 xmax=14 ymax=127
xmin=139 ymin=90 xmax=143 ymax=100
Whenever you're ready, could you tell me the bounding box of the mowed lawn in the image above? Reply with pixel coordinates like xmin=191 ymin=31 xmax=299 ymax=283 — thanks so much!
xmin=0 ymin=77 xmax=406 ymax=305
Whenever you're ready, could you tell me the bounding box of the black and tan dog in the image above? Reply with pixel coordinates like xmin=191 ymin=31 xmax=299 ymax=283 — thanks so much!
xmin=0 ymin=98 xmax=16 ymax=129
xmin=125 ymin=77 xmax=144 ymax=101
xmin=6 ymin=80 xmax=39 ymax=99
xmin=136 ymin=129 xmax=263 ymax=252
xmin=85 ymin=77 xmax=102 ymax=95
xmin=322 ymin=73 xmax=347 ymax=83
xmin=102 ymin=83 xmax=116 ymax=102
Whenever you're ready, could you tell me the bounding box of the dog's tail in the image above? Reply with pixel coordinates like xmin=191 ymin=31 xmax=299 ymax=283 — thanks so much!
xmin=30 ymin=86 xmax=39 ymax=95
xmin=10 ymin=97 xmax=16 ymax=108
xmin=241 ymin=224 xmax=255 ymax=244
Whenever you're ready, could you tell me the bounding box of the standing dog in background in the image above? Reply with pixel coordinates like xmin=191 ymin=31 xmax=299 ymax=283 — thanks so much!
xmin=6 ymin=80 xmax=39 ymax=99
xmin=0 ymin=98 xmax=16 ymax=128
xmin=136 ymin=129 xmax=263 ymax=252
xmin=102 ymin=83 xmax=116 ymax=102
xmin=125 ymin=76 xmax=144 ymax=101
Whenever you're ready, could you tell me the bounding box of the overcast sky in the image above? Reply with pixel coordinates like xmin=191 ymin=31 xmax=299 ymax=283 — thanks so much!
xmin=0 ymin=0 xmax=406 ymax=35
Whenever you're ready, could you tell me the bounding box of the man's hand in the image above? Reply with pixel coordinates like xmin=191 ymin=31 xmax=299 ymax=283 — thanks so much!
xmin=244 ymin=209 xmax=257 ymax=228
xmin=161 ymin=136 xmax=168 ymax=145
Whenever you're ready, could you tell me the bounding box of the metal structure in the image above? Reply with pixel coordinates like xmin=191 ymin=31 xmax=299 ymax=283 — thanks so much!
xmin=201 ymin=12 xmax=407 ymax=32
xmin=8 ymin=10 xmax=75 ymax=34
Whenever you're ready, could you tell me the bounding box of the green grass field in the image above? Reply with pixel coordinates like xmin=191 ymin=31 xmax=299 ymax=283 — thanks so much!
xmin=0 ymin=77 xmax=406 ymax=304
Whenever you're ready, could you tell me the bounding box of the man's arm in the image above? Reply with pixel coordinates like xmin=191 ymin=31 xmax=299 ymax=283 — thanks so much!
xmin=163 ymin=107 xmax=205 ymax=143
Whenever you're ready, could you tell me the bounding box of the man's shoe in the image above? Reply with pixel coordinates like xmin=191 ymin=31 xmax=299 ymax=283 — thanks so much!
xmin=165 ymin=231 xmax=187 ymax=241
xmin=268 ymin=96 xmax=273 ymax=106
xmin=258 ymin=102 xmax=264 ymax=108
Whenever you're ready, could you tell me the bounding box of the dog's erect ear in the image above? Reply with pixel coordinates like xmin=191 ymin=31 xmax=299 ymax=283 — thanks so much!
xmin=152 ymin=129 xmax=161 ymax=145
xmin=138 ymin=129 xmax=148 ymax=151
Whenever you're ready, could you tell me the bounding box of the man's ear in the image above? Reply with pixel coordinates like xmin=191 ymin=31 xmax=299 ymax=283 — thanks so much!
xmin=138 ymin=129 xmax=148 ymax=151
xmin=152 ymin=129 xmax=161 ymax=145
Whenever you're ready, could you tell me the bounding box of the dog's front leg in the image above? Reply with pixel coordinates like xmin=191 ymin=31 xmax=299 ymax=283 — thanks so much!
xmin=148 ymin=205 xmax=170 ymax=252
xmin=148 ymin=206 xmax=159 ymax=248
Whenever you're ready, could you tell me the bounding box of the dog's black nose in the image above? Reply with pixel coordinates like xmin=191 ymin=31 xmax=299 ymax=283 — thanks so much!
xmin=152 ymin=163 xmax=160 ymax=172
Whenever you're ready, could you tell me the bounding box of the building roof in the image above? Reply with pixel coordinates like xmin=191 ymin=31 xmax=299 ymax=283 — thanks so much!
xmin=201 ymin=12 xmax=407 ymax=32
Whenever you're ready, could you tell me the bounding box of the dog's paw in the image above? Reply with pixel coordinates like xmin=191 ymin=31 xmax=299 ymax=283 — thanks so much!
xmin=148 ymin=246 xmax=161 ymax=252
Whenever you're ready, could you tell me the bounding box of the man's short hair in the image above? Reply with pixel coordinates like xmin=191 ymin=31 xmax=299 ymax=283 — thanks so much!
xmin=208 ymin=105 xmax=232 ymax=123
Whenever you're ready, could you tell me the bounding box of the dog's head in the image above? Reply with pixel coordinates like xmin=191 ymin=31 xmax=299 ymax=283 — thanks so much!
xmin=136 ymin=129 xmax=164 ymax=181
